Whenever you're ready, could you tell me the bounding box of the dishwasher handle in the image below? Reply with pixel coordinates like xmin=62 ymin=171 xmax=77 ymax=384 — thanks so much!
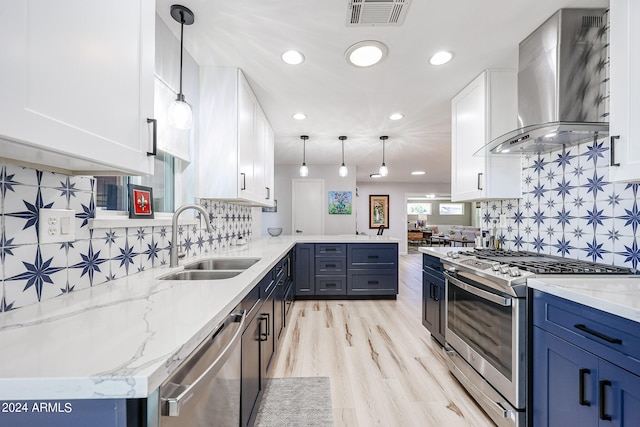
xmin=163 ymin=310 xmax=246 ymax=417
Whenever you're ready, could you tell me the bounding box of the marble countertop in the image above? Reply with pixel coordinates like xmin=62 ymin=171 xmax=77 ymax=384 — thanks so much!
xmin=0 ymin=235 xmax=397 ymax=400
xmin=528 ymin=276 xmax=640 ymax=323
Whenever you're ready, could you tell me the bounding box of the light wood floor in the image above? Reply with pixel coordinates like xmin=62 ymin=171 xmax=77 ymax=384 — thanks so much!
xmin=269 ymin=253 xmax=495 ymax=427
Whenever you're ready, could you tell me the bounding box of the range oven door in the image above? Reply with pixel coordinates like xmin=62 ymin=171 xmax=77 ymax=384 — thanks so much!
xmin=444 ymin=272 xmax=526 ymax=410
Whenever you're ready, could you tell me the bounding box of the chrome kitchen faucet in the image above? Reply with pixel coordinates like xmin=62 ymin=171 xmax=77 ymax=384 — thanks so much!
xmin=170 ymin=204 xmax=214 ymax=267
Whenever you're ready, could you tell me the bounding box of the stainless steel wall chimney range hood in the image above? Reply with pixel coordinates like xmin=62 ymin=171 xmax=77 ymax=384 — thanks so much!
xmin=479 ymin=8 xmax=608 ymax=155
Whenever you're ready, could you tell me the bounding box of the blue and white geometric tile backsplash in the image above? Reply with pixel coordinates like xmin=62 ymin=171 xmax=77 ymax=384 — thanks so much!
xmin=0 ymin=162 xmax=253 ymax=312
xmin=481 ymin=138 xmax=640 ymax=270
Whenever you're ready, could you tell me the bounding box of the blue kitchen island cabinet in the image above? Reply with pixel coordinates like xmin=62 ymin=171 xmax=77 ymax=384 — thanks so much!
xmin=422 ymin=254 xmax=446 ymax=346
xmin=532 ymin=290 xmax=640 ymax=426
xmin=295 ymin=242 xmax=398 ymax=298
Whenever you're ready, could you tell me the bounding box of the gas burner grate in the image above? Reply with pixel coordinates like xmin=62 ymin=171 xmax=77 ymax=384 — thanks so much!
xmin=507 ymin=260 xmax=634 ymax=275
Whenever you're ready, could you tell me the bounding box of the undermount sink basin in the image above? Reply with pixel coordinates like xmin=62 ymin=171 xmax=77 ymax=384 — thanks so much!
xmin=184 ymin=258 xmax=261 ymax=271
xmin=160 ymin=270 xmax=242 ymax=281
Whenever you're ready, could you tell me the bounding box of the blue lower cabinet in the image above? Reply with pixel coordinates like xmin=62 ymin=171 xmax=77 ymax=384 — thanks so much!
xmin=0 ymin=399 xmax=135 ymax=427
xmin=599 ymin=360 xmax=640 ymax=427
xmin=533 ymin=326 xmax=599 ymax=427
xmin=532 ymin=290 xmax=640 ymax=427
xmin=294 ymin=244 xmax=315 ymax=296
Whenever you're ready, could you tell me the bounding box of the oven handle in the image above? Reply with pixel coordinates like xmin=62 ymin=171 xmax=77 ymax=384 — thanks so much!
xmin=445 ymin=273 xmax=511 ymax=307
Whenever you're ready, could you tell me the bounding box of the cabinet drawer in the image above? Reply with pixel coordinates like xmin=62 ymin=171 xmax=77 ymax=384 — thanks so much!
xmin=316 ymin=276 xmax=347 ymax=296
xmin=316 ymin=244 xmax=346 ymax=256
xmin=348 ymin=244 xmax=397 ymax=268
xmin=348 ymin=270 xmax=398 ymax=295
xmin=423 ymin=254 xmax=444 ymax=278
xmin=532 ymin=290 xmax=640 ymax=376
xmin=259 ymin=270 xmax=276 ymax=297
xmin=315 ymin=257 xmax=346 ymax=274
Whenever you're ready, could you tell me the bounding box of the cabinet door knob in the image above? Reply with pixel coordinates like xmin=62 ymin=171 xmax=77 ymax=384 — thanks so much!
xmin=599 ymin=380 xmax=612 ymax=421
xmin=146 ymin=118 xmax=157 ymax=156
xmin=610 ymin=135 xmax=620 ymax=167
xmin=579 ymin=368 xmax=591 ymax=406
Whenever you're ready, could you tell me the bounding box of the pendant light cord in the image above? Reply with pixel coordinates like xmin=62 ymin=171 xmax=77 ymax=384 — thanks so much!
xmin=178 ymin=12 xmax=185 ymax=97
xmin=341 ymin=139 xmax=345 ymax=165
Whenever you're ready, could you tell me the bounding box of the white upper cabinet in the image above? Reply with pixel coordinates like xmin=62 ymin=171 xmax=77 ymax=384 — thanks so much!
xmin=609 ymin=0 xmax=640 ymax=182
xmin=451 ymin=70 xmax=521 ymax=202
xmin=0 ymin=0 xmax=155 ymax=175
xmin=198 ymin=68 xmax=274 ymax=206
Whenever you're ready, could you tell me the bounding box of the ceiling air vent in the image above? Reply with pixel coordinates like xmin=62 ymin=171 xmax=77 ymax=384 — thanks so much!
xmin=347 ymin=0 xmax=412 ymax=26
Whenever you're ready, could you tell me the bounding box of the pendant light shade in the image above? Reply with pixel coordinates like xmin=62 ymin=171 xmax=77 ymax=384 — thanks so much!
xmin=299 ymin=135 xmax=309 ymax=177
xmin=379 ymin=135 xmax=389 ymax=177
xmin=169 ymin=5 xmax=195 ymax=130
xmin=338 ymin=136 xmax=348 ymax=177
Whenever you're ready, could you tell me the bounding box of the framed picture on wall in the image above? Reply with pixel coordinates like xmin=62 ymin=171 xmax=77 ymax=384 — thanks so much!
xmin=328 ymin=191 xmax=352 ymax=214
xmin=128 ymin=184 xmax=154 ymax=219
xmin=369 ymin=194 xmax=389 ymax=229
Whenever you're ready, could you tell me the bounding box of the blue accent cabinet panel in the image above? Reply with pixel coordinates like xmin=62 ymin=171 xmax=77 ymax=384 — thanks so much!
xmin=294 ymin=243 xmax=315 ymax=296
xmin=532 ymin=290 xmax=640 ymax=427
xmin=0 ymin=399 xmax=129 ymax=427
xmin=532 ymin=326 xmax=599 ymax=427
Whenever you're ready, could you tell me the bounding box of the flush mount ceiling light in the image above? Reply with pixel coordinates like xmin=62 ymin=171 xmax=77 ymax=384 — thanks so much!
xmin=292 ymin=112 xmax=307 ymax=120
xmin=346 ymin=41 xmax=388 ymax=67
xmin=169 ymin=5 xmax=195 ymax=130
xmin=429 ymin=51 xmax=453 ymax=66
xmin=389 ymin=113 xmax=404 ymax=121
xmin=338 ymin=136 xmax=348 ymax=177
xmin=299 ymin=135 xmax=309 ymax=177
xmin=411 ymin=170 xmax=426 ymax=175
xmin=282 ymin=50 xmax=305 ymax=65
xmin=379 ymin=136 xmax=389 ymax=177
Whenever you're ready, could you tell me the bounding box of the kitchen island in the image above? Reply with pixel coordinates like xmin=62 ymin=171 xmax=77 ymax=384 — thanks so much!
xmin=0 ymin=235 xmax=398 ymax=404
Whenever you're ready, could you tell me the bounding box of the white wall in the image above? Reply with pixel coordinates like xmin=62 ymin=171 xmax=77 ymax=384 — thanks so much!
xmin=356 ymin=182 xmax=451 ymax=254
xmin=261 ymin=164 xmax=357 ymax=236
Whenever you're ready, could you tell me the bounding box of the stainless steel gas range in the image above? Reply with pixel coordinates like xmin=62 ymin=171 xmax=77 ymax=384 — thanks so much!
xmin=439 ymin=249 xmax=635 ymax=427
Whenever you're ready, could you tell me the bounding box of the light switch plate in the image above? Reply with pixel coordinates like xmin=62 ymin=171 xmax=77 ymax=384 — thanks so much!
xmin=39 ymin=209 xmax=76 ymax=243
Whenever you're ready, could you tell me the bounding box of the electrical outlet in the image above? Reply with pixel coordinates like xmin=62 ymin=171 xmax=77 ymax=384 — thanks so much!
xmin=39 ymin=209 xmax=76 ymax=243
xmin=499 ymin=214 xmax=507 ymax=228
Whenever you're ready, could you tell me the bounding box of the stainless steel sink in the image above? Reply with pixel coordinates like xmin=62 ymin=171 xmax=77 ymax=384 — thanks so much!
xmin=183 ymin=258 xmax=260 ymax=271
xmin=160 ymin=270 xmax=242 ymax=281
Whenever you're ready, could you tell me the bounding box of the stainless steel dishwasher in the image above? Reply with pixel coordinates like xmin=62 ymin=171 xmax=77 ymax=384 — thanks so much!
xmin=159 ymin=310 xmax=246 ymax=427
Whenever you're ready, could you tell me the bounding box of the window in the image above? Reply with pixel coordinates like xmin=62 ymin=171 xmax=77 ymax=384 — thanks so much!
xmin=407 ymin=203 xmax=432 ymax=215
xmin=439 ymin=203 xmax=465 ymax=215
xmin=95 ymin=151 xmax=175 ymax=213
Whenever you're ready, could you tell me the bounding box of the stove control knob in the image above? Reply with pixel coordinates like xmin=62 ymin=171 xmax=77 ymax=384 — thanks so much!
xmin=499 ymin=264 xmax=510 ymax=274
xmin=491 ymin=262 xmax=501 ymax=271
xmin=509 ymin=267 xmax=521 ymax=277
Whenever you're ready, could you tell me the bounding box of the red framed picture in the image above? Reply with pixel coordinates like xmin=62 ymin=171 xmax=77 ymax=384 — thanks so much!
xmin=128 ymin=184 xmax=154 ymax=219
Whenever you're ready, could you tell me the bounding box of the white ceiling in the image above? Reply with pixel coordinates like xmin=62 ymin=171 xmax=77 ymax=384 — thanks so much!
xmin=156 ymin=0 xmax=608 ymax=188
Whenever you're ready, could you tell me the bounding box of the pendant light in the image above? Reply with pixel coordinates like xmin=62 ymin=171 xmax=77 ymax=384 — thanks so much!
xmin=169 ymin=5 xmax=195 ymax=130
xmin=299 ymin=135 xmax=309 ymax=177
xmin=379 ymin=135 xmax=389 ymax=177
xmin=338 ymin=136 xmax=348 ymax=177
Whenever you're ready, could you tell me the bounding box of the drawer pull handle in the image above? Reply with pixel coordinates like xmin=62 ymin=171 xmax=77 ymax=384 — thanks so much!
xmin=325 ymin=248 xmax=337 ymax=252
xmin=326 ymin=283 xmax=337 ymax=287
xmin=325 ymin=264 xmax=336 ymax=268
xmin=368 ymin=281 xmax=379 ymax=285
xmin=574 ymin=324 xmax=622 ymax=345
xmin=368 ymin=255 xmax=379 ymax=259
xmin=599 ymin=380 xmax=612 ymax=421
xmin=579 ymin=369 xmax=591 ymax=406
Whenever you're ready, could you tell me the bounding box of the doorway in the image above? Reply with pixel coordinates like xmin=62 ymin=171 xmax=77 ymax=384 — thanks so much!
xmin=292 ymin=179 xmax=324 ymax=235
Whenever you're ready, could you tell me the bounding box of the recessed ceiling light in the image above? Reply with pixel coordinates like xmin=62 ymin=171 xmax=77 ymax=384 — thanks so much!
xmin=429 ymin=51 xmax=453 ymax=66
xmin=389 ymin=113 xmax=404 ymax=121
xmin=292 ymin=112 xmax=307 ymax=120
xmin=411 ymin=171 xmax=426 ymax=175
xmin=370 ymin=173 xmax=382 ymax=178
xmin=282 ymin=50 xmax=305 ymax=65
xmin=346 ymin=41 xmax=388 ymax=67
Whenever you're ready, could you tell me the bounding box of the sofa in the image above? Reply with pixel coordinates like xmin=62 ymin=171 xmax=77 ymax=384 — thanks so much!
xmin=447 ymin=225 xmax=481 ymax=242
